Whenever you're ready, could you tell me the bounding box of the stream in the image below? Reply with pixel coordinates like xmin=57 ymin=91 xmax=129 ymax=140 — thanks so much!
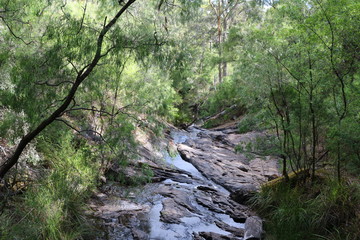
xmin=141 ymin=128 xmax=244 ymax=239
xmin=92 ymin=125 xmax=278 ymax=239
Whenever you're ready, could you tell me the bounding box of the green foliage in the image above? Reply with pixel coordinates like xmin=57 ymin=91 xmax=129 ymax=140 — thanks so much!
xmin=326 ymin=115 xmax=360 ymax=175
xmin=252 ymin=180 xmax=360 ymax=240
xmin=1 ymin=132 xmax=98 ymax=239
xmin=106 ymin=163 xmax=153 ymax=186
xmin=1 ymin=0 xmax=360 ymax=238
xmin=237 ymin=113 xmax=266 ymax=134
xmin=236 ymin=135 xmax=282 ymax=157
xmin=201 ymin=79 xmax=240 ymax=118
xmin=105 ymin=115 xmax=137 ymax=163
xmin=208 ymin=0 xmax=360 ymax=179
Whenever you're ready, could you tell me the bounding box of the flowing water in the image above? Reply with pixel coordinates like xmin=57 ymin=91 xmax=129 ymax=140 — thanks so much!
xmin=100 ymin=127 xmax=244 ymax=240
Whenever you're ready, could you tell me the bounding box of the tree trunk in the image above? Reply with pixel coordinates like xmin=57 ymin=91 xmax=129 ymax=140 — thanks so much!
xmin=222 ymin=1 xmax=227 ymax=79
xmin=0 ymin=0 xmax=136 ymax=180
xmin=217 ymin=1 xmax=222 ymax=84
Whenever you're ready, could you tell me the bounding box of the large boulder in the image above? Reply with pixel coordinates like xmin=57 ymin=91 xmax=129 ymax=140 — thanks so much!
xmin=230 ymin=184 xmax=258 ymax=204
xmin=244 ymin=216 xmax=263 ymax=240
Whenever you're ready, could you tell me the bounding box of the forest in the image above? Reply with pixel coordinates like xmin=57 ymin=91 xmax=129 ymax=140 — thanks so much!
xmin=0 ymin=0 xmax=359 ymax=239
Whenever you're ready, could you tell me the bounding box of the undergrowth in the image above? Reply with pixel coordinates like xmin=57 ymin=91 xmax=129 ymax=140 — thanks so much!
xmin=251 ymin=178 xmax=360 ymax=240
xmin=237 ymin=110 xmax=269 ymax=134
xmin=0 ymin=132 xmax=98 ymax=240
xmin=202 ymin=105 xmax=245 ymax=129
xmin=106 ymin=162 xmax=154 ymax=186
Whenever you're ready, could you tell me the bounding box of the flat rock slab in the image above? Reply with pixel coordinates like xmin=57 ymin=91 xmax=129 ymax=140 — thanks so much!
xmin=156 ymin=184 xmax=200 ymax=223
xmin=160 ymin=198 xmax=193 ymax=223
xmin=177 ymin=128 xmax=280 ymax=193
xmin=156 ymin=183 xmax=250 ymax=225
xmin=215 ymin=221 xmax=245 ymax=237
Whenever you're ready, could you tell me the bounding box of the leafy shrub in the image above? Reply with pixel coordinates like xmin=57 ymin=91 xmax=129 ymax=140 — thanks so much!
xmin=237 ymin=110 xmax=270 ymax=133
xmin=0 ymin=132 xmax=98 ymax=239
xmin=106 ymin=163 xmax=153 ymax=186
xmin=238 ymin=115 xmax=258 ymax=133
xmin=200 ymin=79 xmax=240 ymax=118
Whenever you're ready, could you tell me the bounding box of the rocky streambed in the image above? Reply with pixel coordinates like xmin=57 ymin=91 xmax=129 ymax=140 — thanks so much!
xmin=88 ymin=124 xmax=280 ymax=240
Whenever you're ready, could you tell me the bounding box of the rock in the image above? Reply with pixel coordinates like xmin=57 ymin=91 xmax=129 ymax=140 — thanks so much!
xmin=244 ymin=216 xmax=263 ymax=240
xmin=196 ymin=185 xmax=218 ymax=192
xmin=88 ymin=124 xmax=272 ymax=239
xmin=160 ymin=198 xmax=192 ymax=224
xmin=156 ymin=185 xmax=200 ymax=224
xmin=215 ymin=221 xmax=244 ymax=237
xmin=151 ymin=166 xmax=198 ymax=184
xmin=230 ymin=184 xmax=258 ymax=204
xmin=92 ymin=199 xmax=147 ymax=221
xmin=132 ymin=229 xmax=149 ymax=240
xmin=194 ymin=187 xmax=249 ymax=223
xmin=194 ymin=231 xmax=241 ymax=240
xmin=156 ymin=185 xmax=199 ymax=213
xmin=177 ymin=127 xmax=280 ymax=193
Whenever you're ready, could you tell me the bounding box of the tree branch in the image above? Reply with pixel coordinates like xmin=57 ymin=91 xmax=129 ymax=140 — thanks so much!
xmin=35 ymin=79 xmax=74 ymax=87
xmin=0 ymin=16 xmax=33 ymax=45
xmin=76 ymin=0 xmax=87 ymax=35
xmin=0 ymin=0 xmax=137 ymax=179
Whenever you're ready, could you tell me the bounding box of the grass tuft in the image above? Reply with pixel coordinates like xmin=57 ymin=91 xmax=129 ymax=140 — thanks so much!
xmin=0 ymin=133 xmax=98 ymax=239
xmin=251 ymin=178 xmax=360 ymax=240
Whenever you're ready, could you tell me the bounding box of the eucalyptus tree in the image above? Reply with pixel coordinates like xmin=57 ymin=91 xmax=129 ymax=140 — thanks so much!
xmin=0 ymin=0 xmax=202 ymax=180
xmin=0 ymin=0 xmax=137 ymax=179
xmin=222 ymin=0 xmax=360 ymax=180
xmin=154 ymin=1 xmax=217 ymax=124
xmin=207 ymin=0 xmax=246 ymax=84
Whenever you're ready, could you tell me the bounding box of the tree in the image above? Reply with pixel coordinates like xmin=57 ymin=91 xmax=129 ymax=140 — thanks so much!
xmin=208 ymin=0 xmax=245 ymax=84
xmin=0 ymin=0 xmax=137 ymax=179
xmin=212 ymin=0 xmax=360 ymax=180
xmin=0 ymin=0 xmax=205 ymax=180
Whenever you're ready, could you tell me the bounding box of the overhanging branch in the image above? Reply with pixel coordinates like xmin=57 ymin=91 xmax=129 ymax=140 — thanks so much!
xmin=0 ymin=0 xmax=137 ymax=179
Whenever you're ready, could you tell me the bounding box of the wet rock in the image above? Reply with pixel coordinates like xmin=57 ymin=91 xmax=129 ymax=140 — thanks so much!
xmin=151 ymin=166 xmax=196 ymax=184
xmin=131 ymin=229 xmax=149 ymax=240
xmin=177 ymin=128 xmax=280 ymax=193
xmin=179 ymin=142 xmax=255 ymax=192
xmin=88 ymin=124 xmax=272 ymax=240
xmin=156 ymin=184 xmax=201 ymax=224
xmin=244 ymin=216 xmax=263 ymax=240
xmin=157 ymin=185 xmax=199 ymax=213
xmin=160 ymin=198 xmax=192 ymax=224
xmin=193 ymin=232 xmax=241 ymax=240
xmin=196 ymin=185 xmax=218 ymax=192
xmin=194 ymin=187 xmax=249 ymax=223
xmin=215 ymin=221 xmax=244 ymax=237
xmin=230 ymin=184 xmax=258 ymax=204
